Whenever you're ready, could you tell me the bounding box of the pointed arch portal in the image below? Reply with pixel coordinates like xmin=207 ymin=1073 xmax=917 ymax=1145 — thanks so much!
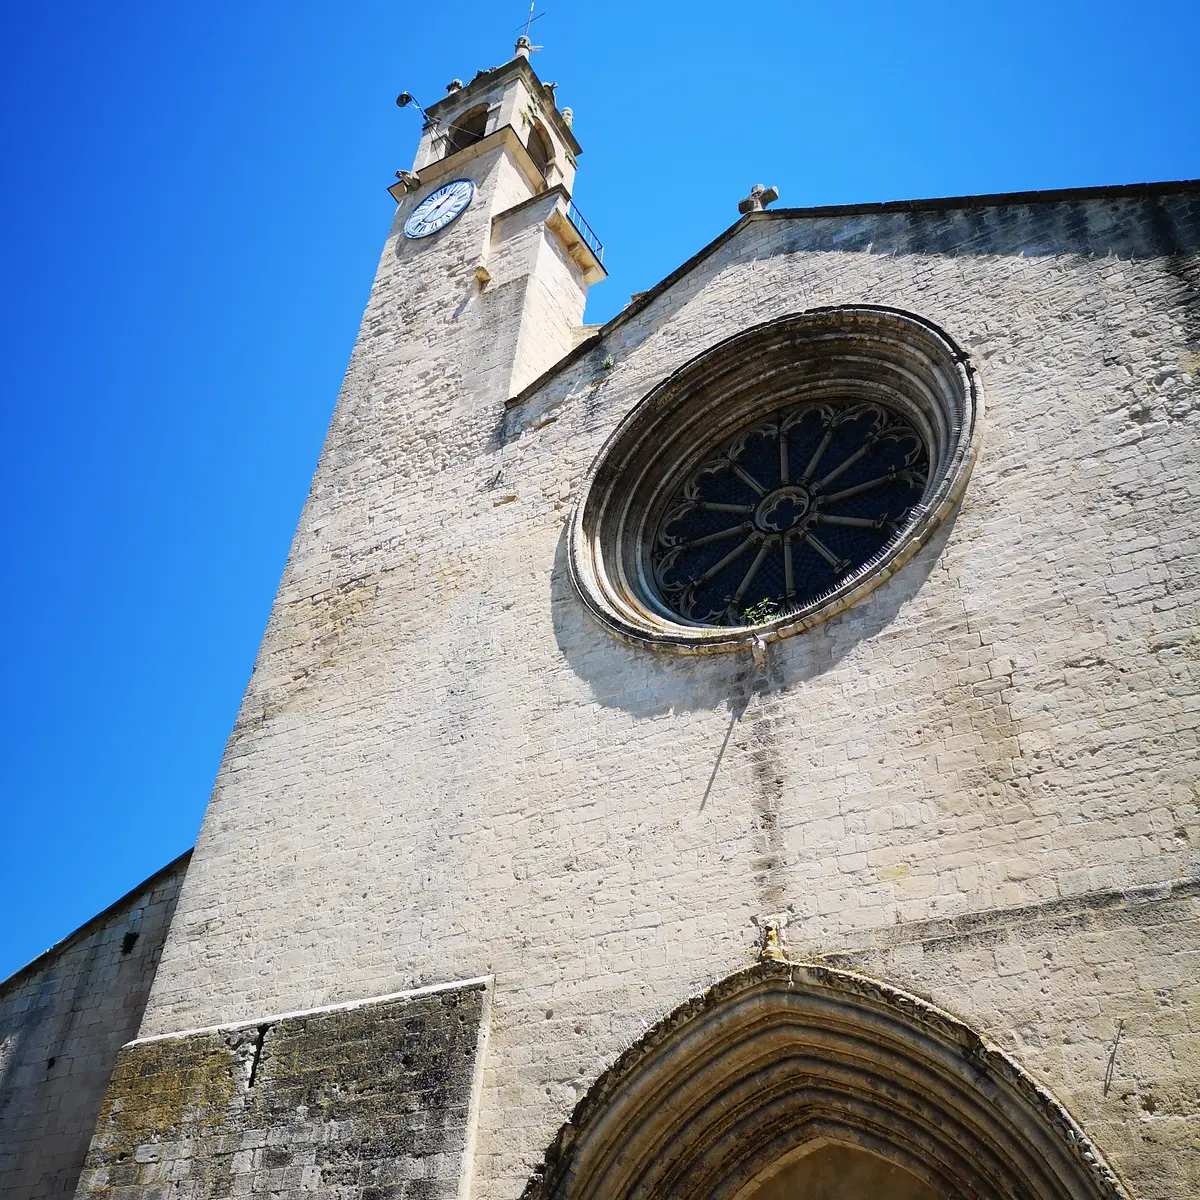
xmin=522 ymin=962 xmax=1127 ymax=1200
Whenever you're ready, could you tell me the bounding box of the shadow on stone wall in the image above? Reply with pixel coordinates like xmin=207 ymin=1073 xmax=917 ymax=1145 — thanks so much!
xmin=0 ymin=854 xmax=189 ymax=1200
xmin=549 ymin=506 xmax=961 ymax=721
xmin=766 ymin=192 xmax=1200 ymax=261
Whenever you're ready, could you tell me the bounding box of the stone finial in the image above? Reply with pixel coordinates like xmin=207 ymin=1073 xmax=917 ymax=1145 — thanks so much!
xmin=561 ymin=107 xmax=574 ymax=129
xmin=515 ymin=35 xmax=533 ymax=59
xmin=445 ymin=79 xmax=463 ymax=94
xmin=738 ymin=184 xmax=780 ymax=215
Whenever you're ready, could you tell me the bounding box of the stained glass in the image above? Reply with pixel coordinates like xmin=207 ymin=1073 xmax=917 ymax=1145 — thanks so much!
xmin=651 ymin=401 xmax=929 ymax=625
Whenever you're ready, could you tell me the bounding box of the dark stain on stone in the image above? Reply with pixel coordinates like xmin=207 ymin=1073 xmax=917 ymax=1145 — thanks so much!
xmin=740 ymin=682 xmax=789 ymax=913
xmin=79 ymin=983 xmax=487 ymax=1200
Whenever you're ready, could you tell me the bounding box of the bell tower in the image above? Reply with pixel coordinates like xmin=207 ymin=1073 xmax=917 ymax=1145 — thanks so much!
xmin=128 ymin=40 xmax=612 ymax=1046
xmin=72 ymin=41 xmax=617 ymax=1200
xmin=384 ymin=40 xmax=604 ymax=404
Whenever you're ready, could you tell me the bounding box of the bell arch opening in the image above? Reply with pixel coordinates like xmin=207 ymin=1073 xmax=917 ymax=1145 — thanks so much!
xmin=446 ymin=104 xmax=489 ymax=154
xmin=527 ymin=121 xmax=554 ymax=178
xmin=521 ymin=962 xmax=1127 ymax=1200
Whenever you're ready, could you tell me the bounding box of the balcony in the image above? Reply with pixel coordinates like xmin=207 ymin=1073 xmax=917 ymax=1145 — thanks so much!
xmin=566 ymin=200 xmax=604 ymax=264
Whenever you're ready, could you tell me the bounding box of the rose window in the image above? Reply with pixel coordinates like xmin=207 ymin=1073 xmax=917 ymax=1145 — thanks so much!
xmin=567 ymin=307 xmax=981 ymax=654
xmin=651 ymin=402 xmax=928 ymax=625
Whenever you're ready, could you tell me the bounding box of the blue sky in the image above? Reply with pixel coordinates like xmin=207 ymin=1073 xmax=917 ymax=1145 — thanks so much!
xmin=1 ymin=0 xmax=1196 ymax=980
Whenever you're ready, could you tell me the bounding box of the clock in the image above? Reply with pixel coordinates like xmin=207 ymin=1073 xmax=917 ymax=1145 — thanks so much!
xmin=403 ymin=179 xmax=475 ymax=239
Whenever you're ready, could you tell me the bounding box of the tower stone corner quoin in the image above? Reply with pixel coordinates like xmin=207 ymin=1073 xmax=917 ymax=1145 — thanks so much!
xmin=3 ymin=32 xmax=1200 ymax=1200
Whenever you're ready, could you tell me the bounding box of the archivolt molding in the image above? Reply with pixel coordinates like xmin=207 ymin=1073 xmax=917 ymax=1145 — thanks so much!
xmin=521 ymin=961 xmax=1127 ymax=1200
xmin=567 ymin=306 xmax=983 ymax=654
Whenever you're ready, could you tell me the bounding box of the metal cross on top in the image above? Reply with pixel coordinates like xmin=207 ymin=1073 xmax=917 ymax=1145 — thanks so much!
xmin=518 ymin=1 xmax=544 ymax=38
xmin=738 ymin=184 xmax=780 ymax=215
xmin=514 ymin=2 xmax=545 ymax=59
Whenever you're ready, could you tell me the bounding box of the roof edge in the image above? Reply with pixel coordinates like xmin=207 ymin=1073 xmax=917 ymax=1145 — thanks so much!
xmin=505 ymin=213 xmax=755 ymax=408
xmin=505 ymin=177 xmax=1200 ymax=410
xmin=762 ymin=177 xmax=1200 ymax=222
xmin=0 ymin=849 xmax=193 ymax=994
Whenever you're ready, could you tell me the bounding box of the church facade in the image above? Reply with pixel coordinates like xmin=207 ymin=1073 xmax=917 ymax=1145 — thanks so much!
xmin=4 ymin=42 xmax=1199 ymax=1200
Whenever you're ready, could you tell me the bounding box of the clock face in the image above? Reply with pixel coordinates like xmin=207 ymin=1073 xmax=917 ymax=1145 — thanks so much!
xmin=403 ymin=179 xmax=475 ymax=239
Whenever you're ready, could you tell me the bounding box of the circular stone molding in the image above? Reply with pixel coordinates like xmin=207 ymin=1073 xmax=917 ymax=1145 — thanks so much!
xmin=567 ymin=307 xmax=982 ymax=654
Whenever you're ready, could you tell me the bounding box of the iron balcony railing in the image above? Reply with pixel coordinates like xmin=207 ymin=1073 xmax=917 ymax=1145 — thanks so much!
xmin=567 ymin=200 xmax=604 ymax=263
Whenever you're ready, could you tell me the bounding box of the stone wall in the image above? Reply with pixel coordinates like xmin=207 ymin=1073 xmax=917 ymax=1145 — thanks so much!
xmin=75 ymin=980 xmax=490 ymax=1200
xmin=486 ymin=189 xmax=591 ymax=397
xmin=0 ymin=854 xmax=189 ymax=1200
xmin=137 ymin=184 xmax=1200 ymax=1198
xmin=804 ymin=876 xmax=1200 ymax=1200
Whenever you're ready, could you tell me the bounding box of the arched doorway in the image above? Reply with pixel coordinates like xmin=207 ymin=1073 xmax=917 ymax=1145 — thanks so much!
xmin=741 ymin=1140 xmax=939 ymax=1200
xmin=522 ymin=962 xmax=1127 ymax=1200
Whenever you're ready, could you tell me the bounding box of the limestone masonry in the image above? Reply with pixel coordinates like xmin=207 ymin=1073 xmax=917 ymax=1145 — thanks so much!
xmin=0 ymin=855 xmax=189 ymax=1200
xmin=79 ymin=982 xmax=489 ymax=1200
xmin=3 ymin=41 xmax=1198 ymax=1200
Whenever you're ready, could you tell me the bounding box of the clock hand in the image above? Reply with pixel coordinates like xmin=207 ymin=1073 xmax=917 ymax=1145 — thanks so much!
xmin=432 ymin=184 xmax=469 ymax=214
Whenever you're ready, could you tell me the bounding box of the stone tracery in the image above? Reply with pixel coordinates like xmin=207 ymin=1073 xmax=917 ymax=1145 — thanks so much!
xmin=652 ymin=400 xmax=929 ymax=624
